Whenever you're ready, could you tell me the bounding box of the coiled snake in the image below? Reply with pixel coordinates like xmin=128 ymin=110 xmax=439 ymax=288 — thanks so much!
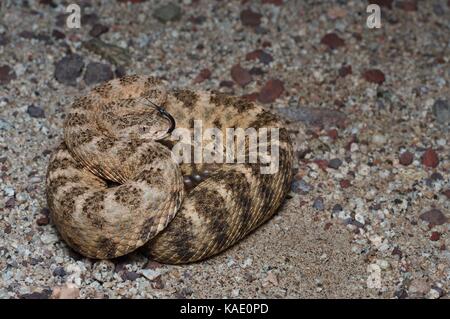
xmin=46 ymin=75 xmax=293 ymax=264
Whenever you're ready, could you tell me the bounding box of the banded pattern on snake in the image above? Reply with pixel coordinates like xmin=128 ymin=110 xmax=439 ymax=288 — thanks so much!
xmin=46 ymin=75 xmax=294 ymax=264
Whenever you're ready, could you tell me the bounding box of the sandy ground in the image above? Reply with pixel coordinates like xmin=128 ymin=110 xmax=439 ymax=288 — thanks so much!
xmin=0 ymin=0 xmax=449 ymax=299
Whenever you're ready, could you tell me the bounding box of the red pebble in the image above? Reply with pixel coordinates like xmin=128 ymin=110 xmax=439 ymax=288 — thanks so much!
xmin=422 ymin=148 xmax=439 ymax=168
xmin=340 ymin=179 xmax=351 ymax=188
xmin=327 ymin=129 xmax=338 ymax=140
xmin=399 ymin=151 xmax=414 ymax=166
xmin=430 ymin=232 xmax=440 ymax=241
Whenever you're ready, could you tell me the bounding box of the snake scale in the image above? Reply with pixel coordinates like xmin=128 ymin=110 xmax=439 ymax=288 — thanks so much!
xmin=46 ymin=75 xmax=294 ymax=264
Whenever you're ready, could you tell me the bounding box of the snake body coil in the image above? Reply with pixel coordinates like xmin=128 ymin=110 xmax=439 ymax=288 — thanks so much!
xmin=46 ymin=75 xmax=293 ymax=264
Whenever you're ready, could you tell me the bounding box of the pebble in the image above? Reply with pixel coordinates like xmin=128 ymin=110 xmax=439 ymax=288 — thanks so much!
xmin=240 ymin=9 xmax=262 ymax=27
xmin=26 ymin=105 xmax=45 ymax=118
xmin=340 ymin=179 xmax=351 ymax=188
xmin=141 ymin=269 xmax=162 ymax=281
xmin=399 ymin=151 xmax=414 ymax=166
xmin=54 ymin=54 xmax=85 ymax=86
xmin=51 ymin=283 xmax=80 ymax=299
xmin=36 ymin=216 xmax=49 ymax=226
xmin=52 ymin=267 xmax=67 ymax=277
xmin=0 ymin=33 xmax=9 ymax=46
xmin=320 ymin=33 xmax=345 ymax=50
xmin=122 ymin=271 xmax=140 ymax=281
xmin=153 ymin=3 xmax=182 ymax=23
xmin=0 ymin=65 xmax=16 ymax=85
xmin=408 ymin=279 xmax=430 ymax=296
xmin=432 ymin=99 xmax=450 ymax=124
xmin=419 ymin=209 xmax=448 ymax=225
xmin=313 ymin=197 xmax=325 ymax=211
xmin=363 ymin=69 xmax=386 ymax=85
xmin=430 ymin=232 xmax=440 ymax=241
xmin=83 ymin=62 xmax=114 ymax=86
xmin=192 ymin=68 xmax=211 ymax=84
xmin=230 ymin=64 xmax=252 ymax=87
xmin=5 ymin=197 xmax=15 ymax=208
xmin=258 ymin=79 xmax=284 ymax=103
xmin=328 ymin=158 xmax=342 ymax=169
xmin=338 ymin=65 xmax=352 ymax=77
xmin=421 ymin=148 xmax=439 ymax=168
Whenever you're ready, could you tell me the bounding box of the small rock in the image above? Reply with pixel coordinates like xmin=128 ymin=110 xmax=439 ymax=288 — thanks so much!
xmin=151 ymin=276 xmax=165 ymax=289
xmin=83 ymin=62 xmax=114 ymax=86
xmin=291 ymin=179 xmax=312 ymax=194
xmin=363 ymin=69 xmax=385 ymax=85
xmin=313 ymin=197 xmax=325 ymax=211
xmin=328 ymin=158 xmax=342 ymax=169
xmin=230 ymin=64 xmax=252 ymax=87
xmin=327 ymin=129 xmax=338 ymax=139
xmin=54 ymin=54 xmax=84 ymax=86
xmin=81 ymin=13 xmax=99 ymax=26
xmin=89 ymin=24 xmax=109 ymax=37
xmin=141 ymin=269 xmax=162 ymax=281
xmin=340 ymin=179 xmax=351 ymax=189
xmin=144 ymin=260 xmax=163 ymax=270
xmin=52 ymin=267 xmax=66 ymax=277
xmin=321 ymin=33 xmax=345 ymax=50
xmin=338 ymin=65 xmax=352 ymax=77
xmin=264 ymin=272 xmax=278 ymax=286
xmin=36 ymin=216 xmax=49 ymax=226
xmin=27 ymin=105 xmax=45 ymax=118
xmin=432 ymin=99 xmax=450 ymax=124
xmin=0 ymin=65 xmax=16 ymax=85
xmin=153 ymin=3 xmax=182 ymax=23
xmin=430 ymin=232 xmax=440 ymax=241
xmin=51 ymin=283 xmax=80 ymax=299
xmin=258 ymin=79 xmax=284 ymax=103
xmin=419 ymin=209 xmax=448 ymax=225
xmin=421 ymin=148 xmax=439 ymax=168
xmin=5 ymin=197 xmax=15 ymax=208
xmin=52 ymin=29 xmax=65 ymax=40
xmin=122 ymin=271 xmax=140 ymax=281
xmin=399 ymin=151 xmax=414 ymax=166
xmin=192 ymin=68 xmax=211 ymax=84
xmin=240 ymin=9 xmax=262 ymax=27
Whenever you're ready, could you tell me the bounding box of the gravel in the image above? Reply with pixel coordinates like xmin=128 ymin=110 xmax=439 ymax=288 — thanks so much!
xmin=0 ymin=0 xmax=449 ymax=299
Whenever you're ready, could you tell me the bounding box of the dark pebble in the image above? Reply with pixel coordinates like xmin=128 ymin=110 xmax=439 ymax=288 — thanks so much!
xmin=36 ymin=216 xmax=49 ymax=226
xmin=83 ymin=62 xmax=114 ymax=86
xmin=419 ymin=209 xmax=448 ymax=225
xmin=240 ymin=9 xmax=262 ymax=27
xmin=313 ymin=197 xmax=324 ymax=211
xmin=81 ymin=13 xmax=99 ymax=26
xmin=328 ymin=158 xmax=342 ymax=169
xmin=115 ymin=65 xmax=127 ymax=78
xmin=89 ymin=24 xmax=109 ymax=37
xmin=5 ymin=197 xmax=15 ymax=208
xmin=52 ymin=29 xmax=65 ymax=40
xmin=363 ymin=69 xmax=385 ymax=85
xmin=27 ymin=105 xmax=45 ymax=118
xmin=249 ymin=67 xmax=265 ymax=76
xmin=258 ymin=78 xmax=284 ymax=103
xmin=40 ymin=207 xmax=51 ymax=216
xmin=230 ymin=64 xmax=252 ymax=87
xmin=321 ymin=33 xmax=345 ymax=50
xmin=219 ymin=80 xmax=234 ymax=88
xmin=332 ymin=204 xmax=343 ymax=213
xmin=122 ymin=271 xmax=140 ymax=281
xmin=54 ymin=54 xmax=85 ymax=86
xmin=52 ymin=266 xmax=67 ymax=277
xmin=0 ymin=65 xmax=16 ymax=85
xmin=422 ymin=148 xmax=439 ymax=168
xmin=399 ymin=151 xmax=414 ymax=166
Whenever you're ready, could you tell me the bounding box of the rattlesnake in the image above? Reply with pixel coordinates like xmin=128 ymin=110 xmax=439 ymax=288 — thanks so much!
xmin=46 ymin=75 xmax=294 ymax=264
